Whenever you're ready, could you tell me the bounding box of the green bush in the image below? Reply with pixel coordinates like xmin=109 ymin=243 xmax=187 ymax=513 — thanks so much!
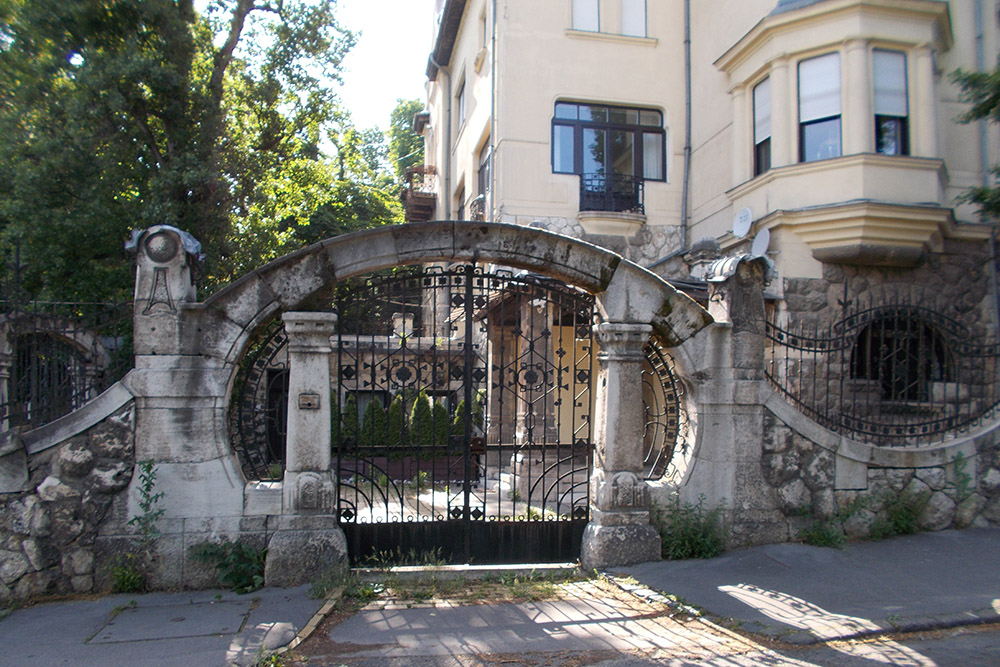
xmin=799 ymin=520 xmax=845 ymax=548
xmin=386 ymin=394 xmax=406 ymax=447
xmin=651 ymin=494 xmax=725 ymax=560
xmin=108 ymin=552 xmax=147 ymax=593
xmin=870 ymin=490 xmax=929 ymax=539
xmin=190 ymin=540 xmax=267 ymax=593
xmin=339 ymin=393 xmax=359 ymax=447
xmin=431 ymin=400 xmax=449 ymax=446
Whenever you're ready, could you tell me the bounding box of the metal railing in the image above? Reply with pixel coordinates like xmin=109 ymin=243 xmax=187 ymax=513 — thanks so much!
xmin=579 ymin=173 xmax=644 ymax=214
xmin=765 ymin=301 xmax=1000 ymax=446
xmin=0 ymin=298 xmax=133 ymax=432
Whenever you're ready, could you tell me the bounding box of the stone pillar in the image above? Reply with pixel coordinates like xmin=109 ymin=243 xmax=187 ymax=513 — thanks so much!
xmin=844 ymin=39 xmax=872 ymax=155
xmin=282 ymin=312 xmax=337 ymax=511
xmin=770 ymin=57 xmax=793 ymax=167
xmin=580 ymin=322 xmax=660 ymax=570
xmin=265 ymin=311 xmax=347 ymax=587
xmin=131 ymin=226 xmax=197 ymax=356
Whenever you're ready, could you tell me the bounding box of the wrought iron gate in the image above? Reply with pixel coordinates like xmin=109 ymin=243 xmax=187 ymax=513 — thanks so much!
xmin=331 ymin=265 xmax=595 ymax=564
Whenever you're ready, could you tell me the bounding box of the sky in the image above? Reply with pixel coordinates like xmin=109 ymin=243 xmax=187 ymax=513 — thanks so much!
xmin=335 ymin=0 xmax=435 ymax=131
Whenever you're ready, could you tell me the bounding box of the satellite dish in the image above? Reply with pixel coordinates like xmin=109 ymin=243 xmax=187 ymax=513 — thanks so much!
xmin=732 ymin=207 xmax=753 ymax=238
xmin=751 ymin=228 xmax=770 ymax=257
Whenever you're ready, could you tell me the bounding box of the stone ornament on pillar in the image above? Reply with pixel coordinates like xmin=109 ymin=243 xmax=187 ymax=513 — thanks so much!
xmin=582 ymin=321 xmax=661 ymax=569
xmin=126 ymin=225 xmax=201 ymax=356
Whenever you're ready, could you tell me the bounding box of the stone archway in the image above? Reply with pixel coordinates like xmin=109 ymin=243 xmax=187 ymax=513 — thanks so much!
xmin=128 ymin=222 xmax=712 ymax=577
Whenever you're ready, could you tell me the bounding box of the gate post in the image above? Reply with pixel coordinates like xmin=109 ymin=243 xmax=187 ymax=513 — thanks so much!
xmin=581 ymin=321 xmax=661 ymax=569
xmin=264 ymin=312 xmax=347 ymax=587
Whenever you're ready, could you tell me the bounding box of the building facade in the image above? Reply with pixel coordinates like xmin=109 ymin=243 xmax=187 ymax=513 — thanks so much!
xmin=414 ymin=0 xmax=1000 ymax=543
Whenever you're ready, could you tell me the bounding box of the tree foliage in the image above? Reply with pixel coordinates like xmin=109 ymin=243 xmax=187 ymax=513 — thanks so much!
xmin=952 ymin=64 xmax=1000 ymax=220
xmin=0 ymin=0 xmax=401 ymax=301
xmin=388 ymin=98 xmax=425 ymax=183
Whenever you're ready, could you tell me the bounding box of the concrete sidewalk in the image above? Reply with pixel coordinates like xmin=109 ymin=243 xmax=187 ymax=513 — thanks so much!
xmin=0 ymin=585 xmax=323 ymax=666
xmin=617 ymin=528 xmax=1000 ymax=644
xmin=0 ymin=529 xmax=997 ymax=665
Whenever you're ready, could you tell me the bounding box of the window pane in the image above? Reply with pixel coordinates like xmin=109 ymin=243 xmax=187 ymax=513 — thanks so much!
xmin=572 ymin=0 xmax=598 ymax=31
xmin=876 ymin=116 xmax=906 ymax=155
xmin=554 ymin=102 xmax=578 ymax=120
xmin=553 ymin=125 xmax=575 ymax=173
xmin=639 ymin=109 xmax=661 ymax=126
xmin=799 ymin=53 xmax=841 ymax=122
xmin=801 ymin=117 xmax=841 ymax=162
xmin=610 ymin=130 xmax=635 ymax=176
xmin=579 ymin=105 xmax=607 ymax=122
xmin=874 ymin=50 xmax=907 ymax=117
xmin=583 ymin=128 xmax=606 ymax=175
xmin=609 ymin=108 xmax=638 ymax=125
xmin=621 ymin=0 xmax=646 ymax=37
xmin=754 ymin=78 xmax=771 ymax=144
xmin=643 ymin=132 xmax=664 ymax=180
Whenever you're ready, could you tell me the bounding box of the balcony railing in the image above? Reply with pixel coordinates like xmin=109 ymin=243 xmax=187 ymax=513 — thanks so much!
xmin=580 ymin=173 xmax=644 ymax=214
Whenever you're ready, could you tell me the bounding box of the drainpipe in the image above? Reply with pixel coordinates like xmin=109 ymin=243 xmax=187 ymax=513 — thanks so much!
xmin=429 ymin=53 xmax=453 ymax=220
xmin=647 ymin=0 xmax=691 ymax=270
xmin=680 ymin=0 xmax=692 ymax=252
xmin=489 ymin=0 xmax=497 ymax=222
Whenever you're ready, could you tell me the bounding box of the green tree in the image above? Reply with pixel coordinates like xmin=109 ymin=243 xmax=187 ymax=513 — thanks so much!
xmin=359 ymin=397 xmax=387 ymax=448
xmin=0 ymin=0 xmax=404 ymax=301
xmin=410 ymin=390 xmax=433 ymax=447
xmin=388 ymin=98 xmax=425 ymax=183
xmin=339 ymin=392 xmax=359 ymax=446
xmin=386 ymin=393 xmax=406 ymax=448
xmin=431 ymin=400 xmax=449 ymax=447
xmin=952 ymin=64 xmax=1000 ymax=218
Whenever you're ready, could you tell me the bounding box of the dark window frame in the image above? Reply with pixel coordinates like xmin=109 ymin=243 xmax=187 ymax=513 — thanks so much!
xmin=550 ymin=101 xmax=666 ymax=181
xmin=753 ymin=77 xmax=771 ymax=177
xmin=798 ymin=52 xmax=842 ymax=163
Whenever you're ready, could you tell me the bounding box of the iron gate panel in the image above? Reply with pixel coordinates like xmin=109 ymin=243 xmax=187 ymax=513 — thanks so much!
xmin=332 ymin=265 xmax=596 ymax=564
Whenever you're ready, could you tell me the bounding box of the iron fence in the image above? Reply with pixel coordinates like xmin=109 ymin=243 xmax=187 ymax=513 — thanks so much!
xmin=765 ymin=298 xmax=1000 ymax=446
xmin=0 ymin=298 xmax=133 ymax=431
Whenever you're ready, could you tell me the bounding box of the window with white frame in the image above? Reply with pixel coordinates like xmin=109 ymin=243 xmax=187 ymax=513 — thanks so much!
xmin=621 ymin=0 xmax=646 ymax=37
xmin=572 ymin=0 xmax=599 ymax=31
xmin=873 ymin=49 xmax=908 ymax=156
xmin=798 ymin=52 xmax=841 ymax=163
xmin=753 ymin=77 xmax=771 ymax=176
xmin=456 ymin=78 xmax=466 ymax=128
xmin=572 ymin=0 xmax=645 ymax=37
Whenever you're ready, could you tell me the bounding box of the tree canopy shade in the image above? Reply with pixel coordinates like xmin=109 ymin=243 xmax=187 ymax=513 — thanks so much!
xmin=953 ymin=64 xmax=1000 ymax=220
xmin=0 ymin=0 xmax=402 ymax=302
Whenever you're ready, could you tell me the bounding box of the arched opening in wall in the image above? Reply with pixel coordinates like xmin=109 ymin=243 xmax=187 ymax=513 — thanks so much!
xmin=642 ymin=339 xmax=687 ymax=481
xmin=229 ymin=263 xmax=598 ymax=563
xmin=850 ymin=312 xmax=953 ymax=402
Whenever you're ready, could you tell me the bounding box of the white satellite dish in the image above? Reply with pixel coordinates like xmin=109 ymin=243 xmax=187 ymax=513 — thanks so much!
xmin=751 ymin=227 xmax=771 ymax=257
xmin=732 ymin=207 xmax=753 ymax=238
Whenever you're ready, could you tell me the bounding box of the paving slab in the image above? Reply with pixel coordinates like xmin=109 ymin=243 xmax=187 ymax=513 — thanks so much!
xmin=616 ymin=528 xmax=1000 ymax=643
xmin=0 ymin=585 xmax=323 ymax=666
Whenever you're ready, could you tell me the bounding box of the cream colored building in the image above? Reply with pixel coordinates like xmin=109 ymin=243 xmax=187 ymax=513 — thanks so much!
xmin=415 ymin=0 xmax=998 ymax=283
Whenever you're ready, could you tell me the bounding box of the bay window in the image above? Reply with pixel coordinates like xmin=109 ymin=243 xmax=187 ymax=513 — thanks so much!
xmin=873 ymin=49 xmax=909 ymax=156
xmin=753 ymin=78 xmax=771 ymax=176
xmin=798 ymin=53 xmax=841 ymax=163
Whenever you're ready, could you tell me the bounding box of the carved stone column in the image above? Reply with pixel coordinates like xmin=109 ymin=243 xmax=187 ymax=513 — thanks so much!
xmin=281 ymin=312 xmax=338 ymax=512
xmin=265 ymin=311 xmax=347 ymax=587
xmin=580 ymin=322 xmax=660 ymax=569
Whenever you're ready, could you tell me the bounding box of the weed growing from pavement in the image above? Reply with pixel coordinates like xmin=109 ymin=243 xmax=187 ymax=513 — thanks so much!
xmin=190 ymin=540 xmax=267 ymax=593
xmin=651 ymin=494 xmax=726 ymax=559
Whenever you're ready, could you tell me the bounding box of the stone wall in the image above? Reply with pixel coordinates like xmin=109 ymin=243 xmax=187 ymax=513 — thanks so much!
xmin=0 ymin=405 xmax=134 ymax=603
xmin=761 ymin=408 xmax=1000 ymax=541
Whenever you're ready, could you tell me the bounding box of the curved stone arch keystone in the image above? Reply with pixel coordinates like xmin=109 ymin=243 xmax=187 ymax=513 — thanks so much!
xmin=200 ymin=221 xmax=713 ymax=370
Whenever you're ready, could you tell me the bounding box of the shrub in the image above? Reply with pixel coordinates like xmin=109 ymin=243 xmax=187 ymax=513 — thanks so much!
xmin=108 ymin=552 xmax=147 ymax=593
xmin=870 ymin=490 xmax=929 ymax=539
xmin=359 ymin=398 xmax=387 ymax=448
xmin=431 ymin=400 xmax=449 ymax=446
xmin=386 ymin=394 xmax=406 ymax=447
xmin=190 ymin=540 xmax=267 ymax=593
xmin=410 ymin=390 xmax=433 ymax=446
xmin=799 ymin=520 xmax=845 ymax=548
xmin=339 ymin=393 xmax=359 ymax=447
xmin=651 ymin=494 xmax=725 ymax=560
